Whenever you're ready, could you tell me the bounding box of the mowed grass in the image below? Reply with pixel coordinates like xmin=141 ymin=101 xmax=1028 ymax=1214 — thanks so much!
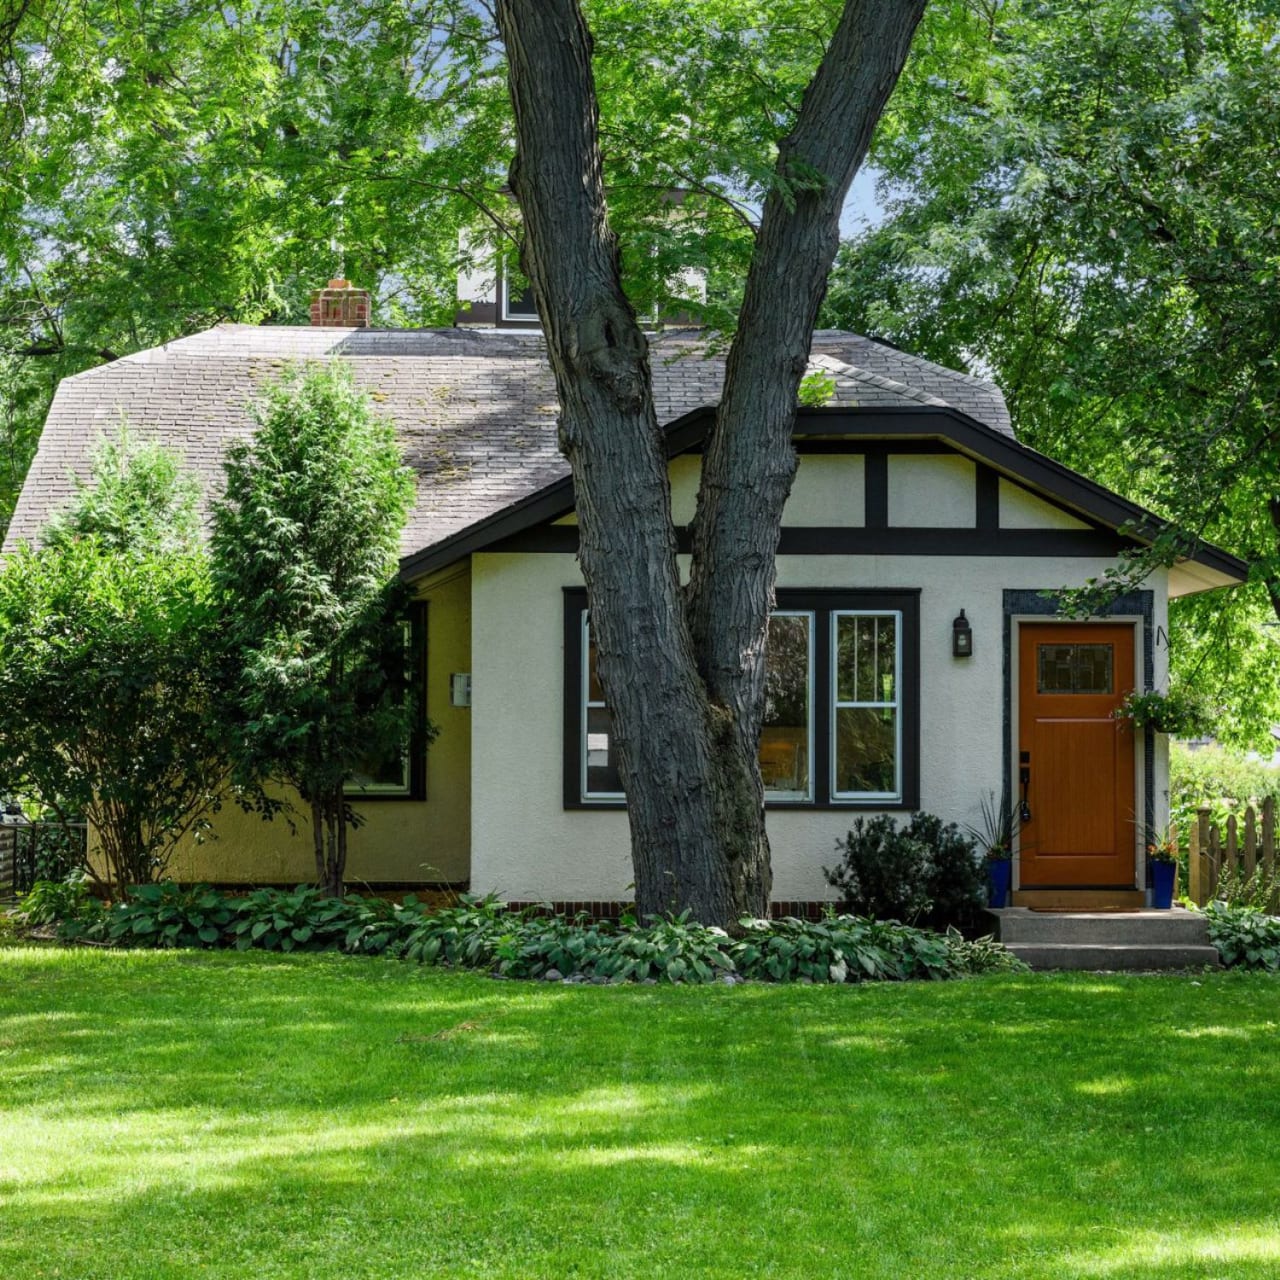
xmin=1 ymin=950 xmax=1278 ymax=1279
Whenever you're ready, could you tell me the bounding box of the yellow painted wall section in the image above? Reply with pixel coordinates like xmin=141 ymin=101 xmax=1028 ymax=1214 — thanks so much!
xmin=164 ymin=565 xmax=472 ymax=885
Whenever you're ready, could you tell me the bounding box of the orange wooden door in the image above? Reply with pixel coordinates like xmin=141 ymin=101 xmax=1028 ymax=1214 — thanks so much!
xmin=1018 ymin=623 xmax=1136 ymax=887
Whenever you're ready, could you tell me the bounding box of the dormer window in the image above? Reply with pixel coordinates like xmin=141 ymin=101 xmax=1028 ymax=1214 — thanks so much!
xmin=502 ymin=278 xmax=539 ymax=323
xmin=500 ymin=265 xmax=540 ymax=325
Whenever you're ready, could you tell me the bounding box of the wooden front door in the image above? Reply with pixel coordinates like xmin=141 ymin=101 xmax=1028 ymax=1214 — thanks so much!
xmin=1017 ymin=623 xmax=1137 ymax=887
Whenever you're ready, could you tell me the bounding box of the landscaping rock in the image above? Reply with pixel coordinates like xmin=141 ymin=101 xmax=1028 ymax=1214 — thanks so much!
xmin=543 ymin=968 xmax=563 ymax=982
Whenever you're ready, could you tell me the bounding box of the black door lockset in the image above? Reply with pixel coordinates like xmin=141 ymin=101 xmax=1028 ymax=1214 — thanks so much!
xmin=1019 ymin=752 xmax=1032 ymax=824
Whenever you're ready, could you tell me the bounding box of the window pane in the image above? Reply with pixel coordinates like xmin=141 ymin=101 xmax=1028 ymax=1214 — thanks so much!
xmin=834 ymin=707 xmax=898 ymax=796
xmin=761 ymin=614 xmax=810 ymax=796
xmin=836 ymin=615 xmax=859 ymax=702
xmin=348 ymin=751 xmax=409 ymax=792
xmin=346 ymin=619 xmax=413 ymax=795
xmin=587 ymin=629 xmax=605 ymax=703
xmin=836 ymin=613 xmax=896 ymax=704
xmin=875 ymin=615 xmax=896 ymax=701
xmin=586 ymin=706 xmax=623 ymax=795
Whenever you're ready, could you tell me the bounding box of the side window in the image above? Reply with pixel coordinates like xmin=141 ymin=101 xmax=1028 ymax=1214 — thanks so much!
xmin=581 ymin=614 xmax=624 ymax=800
xmin=345 ymin=604 xmax=428 ymax=800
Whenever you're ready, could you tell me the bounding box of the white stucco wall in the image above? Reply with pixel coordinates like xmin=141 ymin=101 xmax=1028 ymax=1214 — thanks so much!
xmin=999 ymin=479 xmax=1091 ymax=530
xmin=469 ymin=546 xmax=1170 ymax=903
xmin=889 ymin=455 xmax=975 ymax=527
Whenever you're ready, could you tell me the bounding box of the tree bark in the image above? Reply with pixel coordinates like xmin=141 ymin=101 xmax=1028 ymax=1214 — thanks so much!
xmin=495 ymin=0 xmax=924 ymax=926
xmin=310 ymin=796 xmax=326 ymax=889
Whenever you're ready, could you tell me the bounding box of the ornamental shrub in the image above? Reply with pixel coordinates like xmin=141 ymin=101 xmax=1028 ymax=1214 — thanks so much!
xmin=823 ymin=812 xmax=984 ymax=928
xmin=824 ymin=815 xmax=933 ymax=924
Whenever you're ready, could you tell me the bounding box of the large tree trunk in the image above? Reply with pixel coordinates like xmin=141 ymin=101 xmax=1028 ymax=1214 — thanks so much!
xmin=495 ymin=0 xmax=925 ymax=926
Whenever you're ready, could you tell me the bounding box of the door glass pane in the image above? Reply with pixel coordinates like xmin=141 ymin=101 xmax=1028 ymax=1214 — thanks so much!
xmin=1037 ymin=642 xmax=1114 ymax=694
xmin=1074 ymin=644 xmax=1113 ymax=693
xmin=760 ymin=614 xmax=810 ymax=797
xmin=834 ymin=708 xmax=897 ymax=795
xmin=1037 ymin=644 xmax=1076 ymax=693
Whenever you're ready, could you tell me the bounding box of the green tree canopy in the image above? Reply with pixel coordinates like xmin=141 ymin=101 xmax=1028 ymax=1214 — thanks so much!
xmin=1 ymin=0 xmax=848 ymax=535
xmin=823 ymin=0 xmax=1280 ymax=747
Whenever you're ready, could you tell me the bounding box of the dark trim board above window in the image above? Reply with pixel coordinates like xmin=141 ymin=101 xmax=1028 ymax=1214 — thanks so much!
xmin=563 ymin=588 xmax=920 ymax=811
xmin=344 ymin=601 xmax=429 ymax=802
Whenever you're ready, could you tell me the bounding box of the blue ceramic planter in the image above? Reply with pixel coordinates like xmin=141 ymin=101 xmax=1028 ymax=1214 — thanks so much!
xmin=987 ymin=857 xmax=1012 ymax=909
xmin=1151 ymin=859 xmax=1176 ymax=909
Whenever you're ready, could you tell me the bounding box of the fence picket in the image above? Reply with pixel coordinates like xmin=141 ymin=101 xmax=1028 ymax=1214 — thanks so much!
xmin=1245 ymin=806 xmax=1258 ymax=881
xmin=1264 ymin=797 xmax=1276 ymax=881
xmin=1189 ymin=811 xmax=1203 ymax=905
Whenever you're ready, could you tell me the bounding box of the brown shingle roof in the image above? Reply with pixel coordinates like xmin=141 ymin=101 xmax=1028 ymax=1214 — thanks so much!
xmin=5 ymin=324 xmax=1013 ymax=556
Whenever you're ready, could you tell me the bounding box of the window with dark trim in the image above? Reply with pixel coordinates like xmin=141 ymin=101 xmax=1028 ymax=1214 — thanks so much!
xmin=563 ymin=589 xmax=920 ymax=810
xmin=345 ymin=602 xmax=429 ymax=802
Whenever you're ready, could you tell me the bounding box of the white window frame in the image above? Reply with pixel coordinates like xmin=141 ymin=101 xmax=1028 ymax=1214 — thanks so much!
xmin=830 ymin=609 xmax=903 ymax=804
xmin=761 ymin=609 xmax=815 ymax=803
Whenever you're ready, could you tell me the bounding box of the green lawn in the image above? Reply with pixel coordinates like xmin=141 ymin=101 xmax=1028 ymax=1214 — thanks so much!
xmin=1 ymin=950 xmax=1278 ymax=1279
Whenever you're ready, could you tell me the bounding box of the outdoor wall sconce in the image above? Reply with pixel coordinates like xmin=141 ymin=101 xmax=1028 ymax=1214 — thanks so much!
xmin=952 ymin=609 xmax=973 ymax=658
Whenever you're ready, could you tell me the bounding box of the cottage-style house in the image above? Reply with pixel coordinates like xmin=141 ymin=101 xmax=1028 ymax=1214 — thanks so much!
xmin=5 ymin=280 xmax=1246 ymax=913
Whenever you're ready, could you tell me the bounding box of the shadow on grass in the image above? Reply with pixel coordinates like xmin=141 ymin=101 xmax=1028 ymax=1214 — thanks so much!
xmin=1 ymin=952 xmax=1278 ymax=1279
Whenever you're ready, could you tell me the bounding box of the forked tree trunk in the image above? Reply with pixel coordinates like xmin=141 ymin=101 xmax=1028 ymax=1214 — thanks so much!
xmin=495 ymin=0 xmax=925 ymax=926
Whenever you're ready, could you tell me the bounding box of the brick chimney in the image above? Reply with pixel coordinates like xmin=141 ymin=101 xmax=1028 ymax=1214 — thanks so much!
xmin=309 ymin=278 xmax=371 ymax=328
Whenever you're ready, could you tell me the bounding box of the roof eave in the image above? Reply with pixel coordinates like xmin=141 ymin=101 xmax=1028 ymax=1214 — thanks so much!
xmin=400 ymin=404 xmax=1249 ymax=587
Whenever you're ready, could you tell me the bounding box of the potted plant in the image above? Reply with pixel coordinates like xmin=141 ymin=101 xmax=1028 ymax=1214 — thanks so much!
xmin=968 ymin=790 xmax=1018 ymax=909
xmin=1146 ymin=827 xmax=1178 ymax=909
xmin=1114 ymin=688 xmax=1215 ymax=738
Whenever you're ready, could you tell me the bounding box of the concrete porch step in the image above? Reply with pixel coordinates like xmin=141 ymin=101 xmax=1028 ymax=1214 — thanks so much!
xmin=1006 ymin=942 xmax=1222 ymax=972
xmin=992 ymin=907 xmax=1211 ymax=945
xmin=988 ymin=907 xmax=1222 ymax=970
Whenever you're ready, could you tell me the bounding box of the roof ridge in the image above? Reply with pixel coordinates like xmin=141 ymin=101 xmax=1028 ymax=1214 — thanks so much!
xmin=807 ymin=352 xmax=951 ymax=409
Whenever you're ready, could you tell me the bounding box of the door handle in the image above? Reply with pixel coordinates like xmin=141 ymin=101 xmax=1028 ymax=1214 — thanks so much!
xmin=1019 ymin=762 xmax=1032 ymax=824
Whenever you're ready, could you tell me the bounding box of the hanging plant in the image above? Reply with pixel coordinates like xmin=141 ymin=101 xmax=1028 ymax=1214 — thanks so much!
xmin=1114 ymin=688 xmax=1216 ymax=737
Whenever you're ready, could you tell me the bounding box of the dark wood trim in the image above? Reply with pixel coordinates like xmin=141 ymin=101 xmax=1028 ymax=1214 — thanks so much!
xmin=797 ymin=440 xmax=956 ymax=455
xmin=564 ymin=590 xmax=587 ymax=810
xmin=864 ymin=446 xmax=888 ymax=529
xmin=563 ymin=586 xmax=919 ymax=812
xmin=976 ymin=463 xmax=1000 ymax=531
xmin=493 ymin=525 xmax=1133 ymax=558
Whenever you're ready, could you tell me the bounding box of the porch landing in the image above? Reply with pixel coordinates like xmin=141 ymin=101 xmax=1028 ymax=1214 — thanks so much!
xmin=988 ymin=907 xmax=1221 ymax=971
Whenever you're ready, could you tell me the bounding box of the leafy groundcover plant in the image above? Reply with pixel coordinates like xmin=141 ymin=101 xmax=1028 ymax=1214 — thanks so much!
xmin=15 ymin=885 xmax=1025 ymax=984
xmin=1202 ymin=903 xmax=1280 ymax=971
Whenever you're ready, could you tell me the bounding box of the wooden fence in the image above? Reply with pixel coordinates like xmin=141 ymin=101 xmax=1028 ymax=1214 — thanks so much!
xmin=1186 ymin=797 xmax=1277 ymax=908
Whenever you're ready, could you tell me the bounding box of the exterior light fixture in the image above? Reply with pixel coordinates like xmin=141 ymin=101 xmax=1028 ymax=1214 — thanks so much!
xmin=952 ymin=609 xmax=973 ymax=658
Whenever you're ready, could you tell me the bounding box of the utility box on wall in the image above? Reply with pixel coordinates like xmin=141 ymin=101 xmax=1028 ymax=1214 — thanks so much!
xmin=449 ymin=673 xmax=472 ymax=708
